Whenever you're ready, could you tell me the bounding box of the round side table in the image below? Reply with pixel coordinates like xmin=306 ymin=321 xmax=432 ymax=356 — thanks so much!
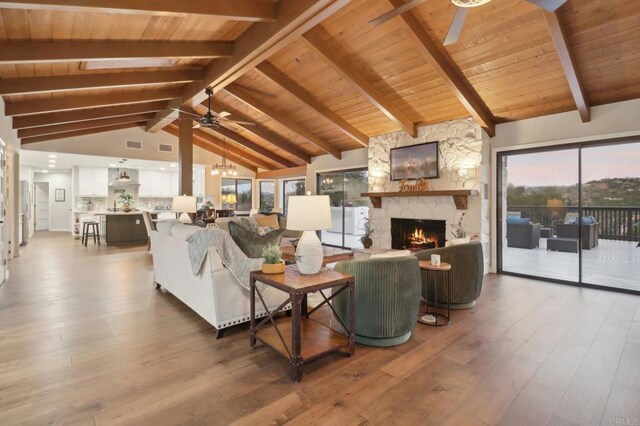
xmin=418 ymin=260 xmax=452 ymax=327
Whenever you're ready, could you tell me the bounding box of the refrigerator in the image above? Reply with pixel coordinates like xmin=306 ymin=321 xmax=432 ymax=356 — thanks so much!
xmin=19 ymin=180 xmax=31 ymax=246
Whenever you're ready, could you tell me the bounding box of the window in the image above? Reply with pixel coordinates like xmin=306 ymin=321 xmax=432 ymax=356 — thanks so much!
xmin=259 ymin=181 xmax=275 ymax=212
xmin=283 ymin=178 xmax=305 ymax=215
xmin=221 ymin=178 xmax=252 ymax=211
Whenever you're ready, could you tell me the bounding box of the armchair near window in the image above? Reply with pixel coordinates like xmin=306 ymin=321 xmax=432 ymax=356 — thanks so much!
xmin=506 ymin=217 xmax=541 ymax=249
xmin=555 ymin=216 xmax=599 ymax=249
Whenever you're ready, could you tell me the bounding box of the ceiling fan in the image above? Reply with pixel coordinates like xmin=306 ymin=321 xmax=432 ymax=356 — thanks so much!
xmin=173 ymin=88 xmax=255 ymax=129
xmin=370 ymin=0 xmax=569 ymax=46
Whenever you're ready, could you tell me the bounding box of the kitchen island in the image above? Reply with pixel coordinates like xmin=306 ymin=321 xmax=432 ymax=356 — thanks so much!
xmin=96 ymin=211 xmax=154 ymax=246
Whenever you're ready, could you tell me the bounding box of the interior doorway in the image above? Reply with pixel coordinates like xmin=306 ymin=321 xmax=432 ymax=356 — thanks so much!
xmin=35 ymin=182 xmax=49 ymax=231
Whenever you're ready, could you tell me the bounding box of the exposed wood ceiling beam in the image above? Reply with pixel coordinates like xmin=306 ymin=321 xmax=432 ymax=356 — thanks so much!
xmin=192 ymin=108 xmax=296 ymax=168
xmin=386 ymin=0 xmax=496 ymax=137
xmin=543 ymin=10 xmax=590 ymax=122
xmin=0 ymin=1 xmax=277 ymax=21
xmin=207 ymin=99 xmax=312 ymax=164
xmin=18 ymin=113 xmax=156 ymax=138
xmin=21 ymin=122 xmax=140 ymax=145
xmin=255 ymin=61 xmax=369 ymax=147
xmin=0 ymin=70 xmax=202 ymax=96
xmin=302 ymin=31 xmax=417 ymax=138
xmin=164 ymin=125 xmax=260 ymax=172
xmin=256 ymin=166 xmax=308 ymax=179
xmin=6 ymin=88 xmax=181 ymax=116
xmin=12 ymin=101 xmax=167 ymax=129
xmin=225 ymin=85 xmax=342 ymax=159
xmin=0 ymin=41 xmax=232 ymax=64
xmin=146 ymin=0 xmax=353 ymax=132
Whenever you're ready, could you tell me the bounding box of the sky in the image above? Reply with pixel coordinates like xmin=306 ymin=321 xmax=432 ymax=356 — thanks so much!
xmin=506 ymin=143 xmax=640 ymax=187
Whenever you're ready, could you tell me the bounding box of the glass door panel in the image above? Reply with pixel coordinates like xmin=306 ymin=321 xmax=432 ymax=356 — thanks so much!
xmin=318 ymin=171 xmax=345 ymax=247
xmin=581 ymin=142 xmax=640 ymax=291
xmin=500 ymin=149 xmax=580 ymax=282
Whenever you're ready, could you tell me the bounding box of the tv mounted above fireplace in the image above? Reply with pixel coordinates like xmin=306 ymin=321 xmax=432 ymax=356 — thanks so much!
xmin=390 ymin=141 xmax=439 ymax=181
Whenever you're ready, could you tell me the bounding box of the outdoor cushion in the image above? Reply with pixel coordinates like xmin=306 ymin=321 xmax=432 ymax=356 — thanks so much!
xmin=506 ymin=217 xmax=531 ymax=225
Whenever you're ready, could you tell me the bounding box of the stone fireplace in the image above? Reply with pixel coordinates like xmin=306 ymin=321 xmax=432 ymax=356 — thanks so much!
xmin=391 ymin=218 xmax=446 ymax=251
xmin=367 ymin=118 xmax=491 ymax=269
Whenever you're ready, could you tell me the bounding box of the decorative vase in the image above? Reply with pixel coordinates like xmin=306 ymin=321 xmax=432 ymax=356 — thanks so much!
xmin=262 ymin=261 xmax=285 ymax=274
xmin=362 ymin=237 xmax=373 ymax=249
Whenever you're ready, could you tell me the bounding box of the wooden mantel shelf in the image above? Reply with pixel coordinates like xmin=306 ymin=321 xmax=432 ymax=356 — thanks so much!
xmin=361 ymin=190 xmax=475 ymax=210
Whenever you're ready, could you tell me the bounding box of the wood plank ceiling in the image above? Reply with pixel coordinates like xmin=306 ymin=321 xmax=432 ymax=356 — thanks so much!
xmin=2 ymin=0 xmax=639 ymax=170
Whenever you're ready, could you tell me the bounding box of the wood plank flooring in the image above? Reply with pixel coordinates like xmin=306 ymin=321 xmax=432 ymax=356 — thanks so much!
xmin=0 ymin=232 xmax=638 ymax=425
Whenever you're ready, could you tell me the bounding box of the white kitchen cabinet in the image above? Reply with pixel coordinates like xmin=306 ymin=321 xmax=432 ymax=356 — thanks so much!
xmin=193 ymin=167 xmax=205 ymax=196
xmin=139 ymin=170 xmax=162 ymax=197
xmin=77 ymin=167 xmax=108 ymax=197
xmin=169 ymin=172 xmax=179 ymax=196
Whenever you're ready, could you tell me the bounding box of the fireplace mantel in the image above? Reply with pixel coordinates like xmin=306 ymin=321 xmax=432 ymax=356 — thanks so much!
xmin=361 ymin=190 xmax=474 ymax=210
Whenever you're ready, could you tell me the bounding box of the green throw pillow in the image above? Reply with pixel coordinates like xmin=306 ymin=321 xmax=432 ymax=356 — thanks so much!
xmin=228 ymin=221 xmax=284 ymax=258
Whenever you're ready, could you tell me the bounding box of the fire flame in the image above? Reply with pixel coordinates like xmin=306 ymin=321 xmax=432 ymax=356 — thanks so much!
xmin=408 ymin=228 xmax=438 ymax=248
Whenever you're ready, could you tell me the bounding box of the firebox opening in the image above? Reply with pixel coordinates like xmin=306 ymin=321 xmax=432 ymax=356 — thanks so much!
xmin=391 ymin=218 xmax=446 ymax=252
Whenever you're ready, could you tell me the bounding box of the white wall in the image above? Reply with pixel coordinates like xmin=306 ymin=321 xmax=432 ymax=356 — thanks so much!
xmin=33 ymin=172 xmax=72 ymax=231
xmin=0 ymin=97 xmax=21 ymax=273
xmin=19 ymin=165 xmax=35 ymax=238
xmin=489 ymin=98 xmax=640 ymax=273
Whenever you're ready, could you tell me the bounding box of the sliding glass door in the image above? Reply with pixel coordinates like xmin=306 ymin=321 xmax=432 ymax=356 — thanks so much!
xmin=498 ymin=138 xmax=640 ymax=294
xmin=317 ymin=169 xmax=369 ymax=249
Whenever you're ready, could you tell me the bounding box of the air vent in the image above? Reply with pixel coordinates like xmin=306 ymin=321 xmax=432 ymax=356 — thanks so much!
xmin=159 ymin=144 xmax=174 ymax=153
xmin=126 ymin=140 xmax=143 ymax=150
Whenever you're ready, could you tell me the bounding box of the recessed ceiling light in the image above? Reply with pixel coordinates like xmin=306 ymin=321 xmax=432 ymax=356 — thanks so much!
xmin=160 ymin=167 xmax=166 ymax=171
xmin=109 ymin=163 xmax=117 ymax=167
xmin=41 ymin=170 xmax=48 ymax=173
xmin=48 ymin=154 xmax=57 ymax=158
xmin=48 ymin=165 xmax=55 ymax=168
xmin=170 ymin=164 xmax=177 ymax=168
xmin=48 ymin=160 xmax=56 ymax=163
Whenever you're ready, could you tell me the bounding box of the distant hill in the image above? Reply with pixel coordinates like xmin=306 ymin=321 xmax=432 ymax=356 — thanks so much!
xmin=507 ymin=178 xmax=640 ymax=207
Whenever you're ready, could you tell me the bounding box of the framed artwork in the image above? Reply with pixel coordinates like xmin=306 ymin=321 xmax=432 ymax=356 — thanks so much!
xmin=55 ymin=188 xmax=65 ymax=202
xmin=390 ymin=141 xmax=440 ymax=181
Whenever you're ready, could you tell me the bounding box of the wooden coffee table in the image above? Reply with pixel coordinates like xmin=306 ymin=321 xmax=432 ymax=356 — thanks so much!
xmin=280 ymin=245 xmax=355 ymax=266
xmin=250 ymin=265 xmax=355 ymax=382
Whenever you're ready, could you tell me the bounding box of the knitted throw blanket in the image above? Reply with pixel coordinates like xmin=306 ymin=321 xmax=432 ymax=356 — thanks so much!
xmin=186 ymin=228 xmax=264 ymax=292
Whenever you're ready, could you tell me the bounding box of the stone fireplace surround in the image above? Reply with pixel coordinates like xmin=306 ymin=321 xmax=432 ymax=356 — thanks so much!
xmin=367 ymin=118 xmax=491 ymax=269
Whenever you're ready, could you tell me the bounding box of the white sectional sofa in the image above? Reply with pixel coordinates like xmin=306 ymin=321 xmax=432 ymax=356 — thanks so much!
xmin=149 ymin=221 xmax=289 ymax=338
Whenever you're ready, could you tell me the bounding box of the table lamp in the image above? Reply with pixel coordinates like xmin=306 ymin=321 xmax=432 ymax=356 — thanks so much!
xmin=223 ymin=193 xmax=237 ymax=210
xmin=286 ymin=195 xmax=332 ymax=274
xmin=172 ymin=195 xmax=197 ymax=224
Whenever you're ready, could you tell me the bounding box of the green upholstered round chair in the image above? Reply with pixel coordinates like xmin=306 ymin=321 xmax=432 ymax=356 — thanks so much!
xmin=414 ymin=242 xmax=484 ymax=309
xmin=333 ymin=256 xmax=421 ymax=347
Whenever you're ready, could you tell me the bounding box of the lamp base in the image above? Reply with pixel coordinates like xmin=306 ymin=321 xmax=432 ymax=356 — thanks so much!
xmin=178 ymin=212 xmax=192 ymax=224
xmin=295 ymin=231 xmax=323 ymax=274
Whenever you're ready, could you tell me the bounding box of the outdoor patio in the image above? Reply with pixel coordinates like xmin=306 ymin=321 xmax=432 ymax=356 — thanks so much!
xmin=503 ymin=237 xmax=640 ymax=291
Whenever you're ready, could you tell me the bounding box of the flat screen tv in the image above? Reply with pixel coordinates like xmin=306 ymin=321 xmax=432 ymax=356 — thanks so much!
xmin=390 ymin=141 xmax=439 ymax=181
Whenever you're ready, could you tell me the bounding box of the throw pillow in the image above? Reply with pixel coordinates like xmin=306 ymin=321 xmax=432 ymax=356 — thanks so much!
xmin=255 ymin=214 xmax=280 ymax=230
xmin=228 ymin=221 xmax=284 ymax=258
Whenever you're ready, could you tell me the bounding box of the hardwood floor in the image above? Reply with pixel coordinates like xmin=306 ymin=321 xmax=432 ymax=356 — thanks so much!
xmin=0 ymin=232 xmax=638 ymax=425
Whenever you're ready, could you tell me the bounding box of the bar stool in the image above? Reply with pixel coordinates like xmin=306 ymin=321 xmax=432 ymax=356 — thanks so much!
xmin=80 ymin=216 xmax=101 ymax=247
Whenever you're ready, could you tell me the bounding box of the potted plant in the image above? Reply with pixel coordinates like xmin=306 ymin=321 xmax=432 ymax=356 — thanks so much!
xmin=119 ymin=192 xmax=134 ymax=212
xmin=261 ymin=244 xmax=285 ymax=274
xmin=360 ymin=217 xmax=374 ymax=249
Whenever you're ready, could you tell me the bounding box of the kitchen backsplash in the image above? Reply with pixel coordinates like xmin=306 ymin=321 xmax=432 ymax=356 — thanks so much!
xmin=75 ymin=196 xmax=173 ymax=212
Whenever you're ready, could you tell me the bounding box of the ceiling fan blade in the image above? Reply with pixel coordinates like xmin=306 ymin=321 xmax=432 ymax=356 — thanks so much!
xmin=171 ymin=107 xmax=201 ymax=118
xmin=229 ymin=120 xmax=255 ymax=126
xmin=369 ymin=0 xmax=426 ymax=27
xmin=218 ymin=111 xmax=231 ymax=118
xmin=444 ymin=7 xmax=469 ymax=46
xmin=525 ymin=0 xmax=569 ymax=12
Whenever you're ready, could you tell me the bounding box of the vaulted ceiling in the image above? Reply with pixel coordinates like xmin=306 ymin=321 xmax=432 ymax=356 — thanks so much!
xmin=2 ymin=0 xmax=639 ymax=170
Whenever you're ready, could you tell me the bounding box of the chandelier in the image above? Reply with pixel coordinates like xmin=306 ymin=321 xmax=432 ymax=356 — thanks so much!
xmin=451 ymin=0 xmax=492 ymax=7
xmin=210 ymin=138 xmax=237 ymax=177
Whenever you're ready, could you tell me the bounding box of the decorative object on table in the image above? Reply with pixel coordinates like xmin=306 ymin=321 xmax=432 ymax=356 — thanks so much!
xmin=228 ymin=221 xmax=284 ymax=258
xmin=359 ymin=217 xmax=374 ymax=249
xmin=431 ymin=254 xmax=441 ymax=266
xmin=172 ymin=195 xmax=197 ymax=224
xmin=54 ymin=188 xmax=65 ymax=202
xmin=286 ymin=195 xmax=332 ymax=275
xmin=119 ymin=192 xmax=134 ymax=212
xmin=261 ymin=245 xmax=285 ymax=274
xmin=446 ymin=212 xmax=471 ymax=246
xmin=390 ymin=141 xmax=439 ymax=181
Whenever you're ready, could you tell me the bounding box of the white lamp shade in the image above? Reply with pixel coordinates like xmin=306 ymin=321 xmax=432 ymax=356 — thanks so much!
xmin=286 ymin=195 xmax=332 ymax=231
xmin=172 ymin=195 xmax=197 ymax=213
